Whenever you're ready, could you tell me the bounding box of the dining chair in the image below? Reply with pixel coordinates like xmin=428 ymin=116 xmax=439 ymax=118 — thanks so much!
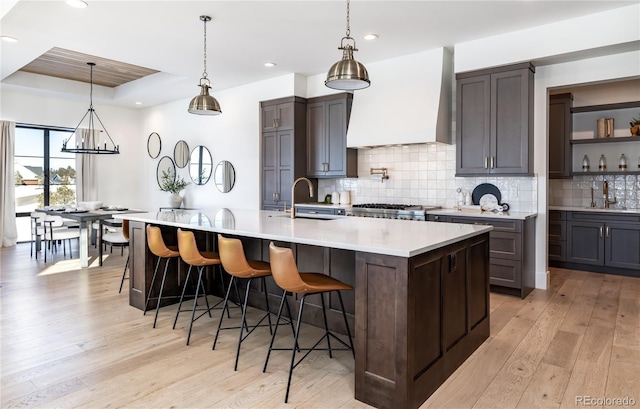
xmin=43 ymin=215 xmax=81 ymax=262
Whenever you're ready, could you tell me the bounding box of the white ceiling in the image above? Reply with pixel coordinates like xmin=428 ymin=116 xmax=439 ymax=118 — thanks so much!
xmin=1 ymin=0 xmax=637 ymax=108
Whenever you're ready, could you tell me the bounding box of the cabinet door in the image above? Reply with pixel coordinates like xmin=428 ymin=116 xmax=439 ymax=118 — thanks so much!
xmin=262 ymin=132 xmax=278 ymax=208
xmin=325 ymin=98 xmax=349 ymax=177
xmin=548 ymin=94 xmax=572 ymax=179
xmin=490 ymin=69 xmax=532 ymax=175
xmin=306 ymin=101 xmax=326 ymax=176
xmin=456 ymin=75 xmax=491 ymax=175
xmin=605 ymin=222 xmax=640 ymax=270
xmin=443 ymin=246 xmax=468 ymax=350
xmin=262 ymin=105 xmax=278 ymax=132
xmin=276 ymin=102 xmax=295 ymax=130
xmin=567 ymin=221 xmax=604 ymax=266
xmin=277 ymin=130 xmax=294 ymax=206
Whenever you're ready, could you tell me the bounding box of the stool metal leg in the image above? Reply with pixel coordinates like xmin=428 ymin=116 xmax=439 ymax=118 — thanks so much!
xmin=319 ymin=294 xmax=332 ymax=359
xmin=212 ymin=275 xmax=236 ymax=350
xmin=144 ymin=256 xmax=163 ymax=314
xmin=186 ymin=266 xmax=205 ymax=345
xmin=285 ymin=293 xmax=308 ymax=403
xmin=337 ymin=291 xmax=355 ymax=357
xmin=173 ymin=265 xmax=193 ymax=329
xmin=263 ymin=290 xmax=287 ymax=372
xmin=119 ymin=254 xmax=129 ymax=293
xmin=153 ymin=257 xmax=172 ymax=328
xmin=234 ymin=277 xmax=253 ymax=370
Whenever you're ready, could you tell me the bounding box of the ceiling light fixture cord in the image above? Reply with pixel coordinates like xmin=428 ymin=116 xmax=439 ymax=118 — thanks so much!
xmin=202 ymin=15 xmax=208 ymax=80
xmin=345 ymin=0 xmax=350 ymax=39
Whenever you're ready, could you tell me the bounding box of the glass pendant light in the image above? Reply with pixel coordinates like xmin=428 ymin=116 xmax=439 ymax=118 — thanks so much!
xmin=325 ymin=0 xmax=370 ymax=90
xmin=188 ymin=15 xmax=221 ymax=115
xmin=61 ymin=62 xmax=120 ymax=154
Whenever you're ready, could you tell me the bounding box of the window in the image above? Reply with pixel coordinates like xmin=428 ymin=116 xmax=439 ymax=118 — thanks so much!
xmin=14 ymin=125 xmax=76 ymax=242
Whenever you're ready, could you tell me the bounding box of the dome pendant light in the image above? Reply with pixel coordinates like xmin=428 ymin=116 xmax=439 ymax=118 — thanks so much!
xmin=188 ymin=15 xmax=222 ymax=115
xmin=61 ymin=62 xmax=120 ymax=154
xmin=325 ymin=0 xmax=370 ymax=90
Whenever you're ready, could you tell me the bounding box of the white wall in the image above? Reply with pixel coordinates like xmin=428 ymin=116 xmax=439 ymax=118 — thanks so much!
xmin=0 ymin=87 xmax=143 ymax=208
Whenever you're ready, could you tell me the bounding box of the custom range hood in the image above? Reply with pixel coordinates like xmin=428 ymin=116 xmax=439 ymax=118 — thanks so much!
xmin=346 ymin=47 xmax=453 ymax=147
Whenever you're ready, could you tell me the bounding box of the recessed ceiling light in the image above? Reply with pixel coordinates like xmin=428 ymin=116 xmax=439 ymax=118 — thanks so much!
xmin=66 ymin=0 xmax=88 ymax=8
xmin=1 ymin=36 xmax=18 ymax=43
xmin=364 ymin=34 xmax=379 ymax=41
xmin=135 ymin=102 xmax=142 ymax=105
xmin=264 ymin=62 xmax=276 ymax=68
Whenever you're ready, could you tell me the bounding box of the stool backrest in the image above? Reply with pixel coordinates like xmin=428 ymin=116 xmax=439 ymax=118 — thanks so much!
xmin=268 ymin=242 xmax=307 ymax=293
xmin=177 ymin=228 xmax=205 ymax=265
xmin=218 ymin=234 xmax=251 ymax=275
xmin=146 ymin=225 xmax=174 ymax=257
xmin=122 ymin=219 xmax=130 ymax=241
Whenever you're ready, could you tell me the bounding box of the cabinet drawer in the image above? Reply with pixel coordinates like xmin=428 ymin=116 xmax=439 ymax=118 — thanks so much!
xmin=549 ymin=210 xmax=566 ymax=221
xmin=489 ymin=231 xmax=521 ymax=260
xmin=549 ymin=219 xmax=566 ymax=241
xmin=296 ymin=207 xmax=338 ymax=216
xmin=548 ymin=239 xmax=566 ymax=262
xmin=449 ymin=217 xmax=522 ymax=233
xmin=427 ymin=214 xmax=451 ymax=222
xmin=489 ymin=258 xmax=521 ymax=289
xmin=568 ymin=211 xmax=640 ymax=223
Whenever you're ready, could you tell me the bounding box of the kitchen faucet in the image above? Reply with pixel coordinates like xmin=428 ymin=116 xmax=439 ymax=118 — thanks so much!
xmin=603 ymin=181 xmax=617 ymax=209
xmin=291 ymin=177 xmax=314 ymax=219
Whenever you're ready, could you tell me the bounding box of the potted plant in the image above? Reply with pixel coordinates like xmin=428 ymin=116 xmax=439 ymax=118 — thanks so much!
xmin=159 ymin=170 xmax=190 ymax=208
xmin=630 ymin=113 xmax=640 ymax=136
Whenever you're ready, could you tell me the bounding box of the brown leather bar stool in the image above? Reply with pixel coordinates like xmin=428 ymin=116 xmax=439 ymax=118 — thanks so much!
xmin=174 ymin=228 xmax=221 ymax=345
xmin=144 ymin=225 xmax=181 ymax=328
xmin=264 ymin=242 xmax=355 ymax=403
xmin=214 ymin=234 xmax=295 ymax=371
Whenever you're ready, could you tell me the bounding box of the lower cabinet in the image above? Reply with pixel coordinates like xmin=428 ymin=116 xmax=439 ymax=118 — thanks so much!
xmin=428 ymin=214 xmax=535 ymax=298
xmin=566 ymin=211 xmax=640 ymax=271
xmin=548 ymin=210 xmax=566 ymax=262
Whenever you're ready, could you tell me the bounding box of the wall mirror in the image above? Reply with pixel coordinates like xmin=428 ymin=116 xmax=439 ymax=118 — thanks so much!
xmin=157 ymin=156 xmax=176 ymax=189
xmin=174 ymin=140 xmax=190 ymax=168
xmin=147 ymin=132 xmax=161 ymax=159
xmin=189 ymin=145 xmax=212 ymax=185
xmin=214 ymin=160 xmax=236 ymax=193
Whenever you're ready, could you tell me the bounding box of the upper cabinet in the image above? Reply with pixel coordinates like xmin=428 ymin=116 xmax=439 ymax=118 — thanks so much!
xmin=307 ymin=93 xmax=357 ymax=178
xmin=456 ymin=62 xmax=535 ymax=176
xmin=548 ymin=93 xmax=574 ymax=179
xmin=262 ymin=101 xmax=295 ymax=132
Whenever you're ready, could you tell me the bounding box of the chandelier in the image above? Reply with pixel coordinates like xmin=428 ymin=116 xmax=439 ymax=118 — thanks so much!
xmin=188 ymin=15 xmax=222 ymax=115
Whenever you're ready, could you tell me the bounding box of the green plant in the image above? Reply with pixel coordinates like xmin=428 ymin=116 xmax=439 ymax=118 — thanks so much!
xmin=631 ymin=113 xmax=640 ymax=125
xmin=159 ymin=170 xmax=189 ymax=194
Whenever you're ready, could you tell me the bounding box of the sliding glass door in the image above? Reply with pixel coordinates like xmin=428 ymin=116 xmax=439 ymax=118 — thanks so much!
xmin=14 ymin=125 xmax=75 ymax=242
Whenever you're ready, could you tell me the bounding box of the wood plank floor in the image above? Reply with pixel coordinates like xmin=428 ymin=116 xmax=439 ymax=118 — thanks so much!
xmin=1 ymin=243 xmax=638 ymax=408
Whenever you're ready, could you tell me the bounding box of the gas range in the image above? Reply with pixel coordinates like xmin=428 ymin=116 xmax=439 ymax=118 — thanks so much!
xmin=346 ymin=203 xmax=441 ymax=221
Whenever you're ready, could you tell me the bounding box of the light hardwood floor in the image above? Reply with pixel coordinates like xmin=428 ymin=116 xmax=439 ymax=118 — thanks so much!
xmin=1 ymin=243 xmax=638 ymax=408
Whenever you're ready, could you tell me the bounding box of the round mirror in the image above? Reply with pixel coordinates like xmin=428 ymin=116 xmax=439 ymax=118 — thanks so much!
xmin=147 ymin=132 xmax=161 ymax=159
xmin=214 ymin=161 xmax=236 ymax=193
xmin=157 ymin=156 xmax=176 ymax=189
xmin=189 ymin=146 xmax=212 ymax=185
xmin=174 ymin=140 xmax=190 ymax=168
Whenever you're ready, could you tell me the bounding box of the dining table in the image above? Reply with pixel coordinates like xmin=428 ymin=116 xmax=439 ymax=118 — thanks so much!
xmin=36 ymin=208 xmax=143 ymax=267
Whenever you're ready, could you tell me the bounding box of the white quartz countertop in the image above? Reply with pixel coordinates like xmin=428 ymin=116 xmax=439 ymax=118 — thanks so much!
xmin=116 ymin=208 xmax=492 ymax=258
xmin=549 ymin=205 xmax=640 ymax=214
xmin=427 ymin=208 xmax=538 ymax=220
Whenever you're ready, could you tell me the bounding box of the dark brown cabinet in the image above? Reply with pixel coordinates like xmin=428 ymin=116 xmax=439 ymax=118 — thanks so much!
xmin=261 ymin=96 xmax=316 ymax=211
xmin=306 ymin=93 xmax=357 ymax=178
xmin=548 ymin=93 xmax=573 ymax=179
xmin=427 ymin=213 xmax=535 ymax=298
xmin=456 ymin=62 xmax=534 ymax=176
xmin=548 ymin=210 xmax=566 ymax=262
xmin=566 ymin=211 xmax=640 ymax=271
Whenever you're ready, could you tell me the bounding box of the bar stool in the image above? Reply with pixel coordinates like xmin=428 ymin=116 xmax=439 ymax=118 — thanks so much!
xmin=264 ymin=242 xmax=355 ymax=403
xmin=214 ymin=234 xmax=294 ymax=371
xmin=145 ymin=225 xmax=181 ymax=328
xmin=174 ymin=228 xmax=221 ymax=345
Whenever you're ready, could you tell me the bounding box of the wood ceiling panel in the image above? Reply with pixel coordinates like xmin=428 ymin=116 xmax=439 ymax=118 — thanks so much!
xmin=19 ymin=47 xmax=159 ymax=88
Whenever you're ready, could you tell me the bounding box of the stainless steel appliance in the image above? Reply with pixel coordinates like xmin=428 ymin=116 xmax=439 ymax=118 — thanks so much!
xmin=346 ymin=203 xmax=440 ymax=221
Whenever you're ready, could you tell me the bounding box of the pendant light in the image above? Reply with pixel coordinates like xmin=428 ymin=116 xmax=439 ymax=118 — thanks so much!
xmin=325 ymin=0 xmax=370 ymax=90
xmin=188 ymin=15 xmax=221 ymax=115
xmin=61 ymin=62 xmax=120 ymax=154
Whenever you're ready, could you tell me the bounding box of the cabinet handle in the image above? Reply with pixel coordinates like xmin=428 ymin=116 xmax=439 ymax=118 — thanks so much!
xmin=272 ymin=192 xmax=276 ymax=201
xmin=600 ymin=226 xmax=604 ymax=238
xmin=606 ymin=226 xmax=610 ymax=238
xmin=490 ymin=156 xmax=495 ymax=169
xmin=309 ymin=211 xmax=318 ymax=214
xmin=484 ymin=157 xmax=488 ymax=169
xmin=275 ymin=118 xmax=279 ymax=128
xmin=273 ymin=119 xmax=276 ymax=128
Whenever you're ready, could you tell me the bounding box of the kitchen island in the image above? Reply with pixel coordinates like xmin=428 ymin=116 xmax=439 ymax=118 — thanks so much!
xmin=118 ymin=208 xmax=492 ymax=409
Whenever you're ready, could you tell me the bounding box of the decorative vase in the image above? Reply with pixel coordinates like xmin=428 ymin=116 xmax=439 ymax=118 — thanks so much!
xmin=630 ymin=124 xmax=640 ymax=136
xmin=168 ymin=193 xmax=183 ymax=209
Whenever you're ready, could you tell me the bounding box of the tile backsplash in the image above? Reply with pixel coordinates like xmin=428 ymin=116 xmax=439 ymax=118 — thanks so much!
xmin=318 ymin=143 xmax=538 ymax=212
xmin=549 ymin=174 xmax=639 ymax=210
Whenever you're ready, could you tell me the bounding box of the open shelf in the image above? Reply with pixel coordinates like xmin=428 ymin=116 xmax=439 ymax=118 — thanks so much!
xmin=571 ymin=136 xmax=640 ymax=145
xmin=571 ymin=170 xmax=640 ymax=176
xmin=571 ymin=101 xmax=640 ymax=113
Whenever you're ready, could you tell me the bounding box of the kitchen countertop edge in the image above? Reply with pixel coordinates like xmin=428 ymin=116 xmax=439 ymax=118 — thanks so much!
xmin=549 ymin=205 xmax=640 ymax=214
xmin=427 ymin=208 xmax=538 ymax=220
